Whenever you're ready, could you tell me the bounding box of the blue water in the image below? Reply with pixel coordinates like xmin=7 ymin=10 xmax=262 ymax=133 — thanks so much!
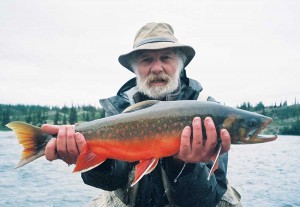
xmin=228 ymin=135 xmax=300 ymax=207
xmin=1 ymin=131 xmax=300 ymax=207
xmin=0 ymin=131 xmax=100 ymax=207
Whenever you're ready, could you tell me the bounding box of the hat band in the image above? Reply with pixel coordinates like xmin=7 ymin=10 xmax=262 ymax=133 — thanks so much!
xmin=134 ymin=37 xmax=176 ymax=48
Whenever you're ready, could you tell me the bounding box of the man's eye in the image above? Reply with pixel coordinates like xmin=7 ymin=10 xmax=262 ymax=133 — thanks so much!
xmin=142 ymin=58 xmax=152 ymax=63
xmin=161 ymin=56 xmax=171 ymax=61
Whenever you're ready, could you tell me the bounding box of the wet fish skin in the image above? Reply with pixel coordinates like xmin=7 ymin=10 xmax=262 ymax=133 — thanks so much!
xmin=75 ymin=100 xmax=275 ymax=144
xmin=6 ymin=100 xmax=277 ymax=185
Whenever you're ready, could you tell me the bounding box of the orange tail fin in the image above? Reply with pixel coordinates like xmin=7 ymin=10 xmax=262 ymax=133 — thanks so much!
xmin=6 ymin=121 xmax=52 ymax=168
xmin=131 ymin=158 xmax=159 ymax=187
xmin=73 ymin=144 xmax=106 ymax=173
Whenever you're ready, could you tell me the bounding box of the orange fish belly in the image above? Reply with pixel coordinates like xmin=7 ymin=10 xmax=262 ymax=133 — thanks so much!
xmin=87 ymin=133 xmax=181 ymax=162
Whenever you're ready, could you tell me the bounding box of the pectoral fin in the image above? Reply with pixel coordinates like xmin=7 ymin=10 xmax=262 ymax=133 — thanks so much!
xmin=73 ymin=144 xmax=106 ymax=173
xmin=207 ymin=145 xmax=222 ymax=180
xmin=131 ymin=158 xmax=159 ymax=187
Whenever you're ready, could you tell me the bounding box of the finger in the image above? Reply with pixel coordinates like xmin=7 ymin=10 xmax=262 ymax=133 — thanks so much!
xmin=203 ymin=117 xmax=217 ymax=155
xmin=177 ymin=126 xmax=192 ymax=160
xmin=191 ymin=117 xmax=203 ymax=154
xmin=41 ymin=124 xmax=60 ymax=135
xmin=56 ymin=125 xmax=69 ymax=163
xmin=75 ymin=132 xmax=86 ymax=153
xmin=66 ymin=125 xmax=78 ymax=164
xmin=220 ymin=129 xmax=231 ymax=154
xmin=45 ymin=138 xmax=59 ymax=161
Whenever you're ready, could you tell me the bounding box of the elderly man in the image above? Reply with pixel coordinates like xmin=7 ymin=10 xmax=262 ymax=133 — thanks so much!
xmin=42 ymin=22 xmax=241 ymax=207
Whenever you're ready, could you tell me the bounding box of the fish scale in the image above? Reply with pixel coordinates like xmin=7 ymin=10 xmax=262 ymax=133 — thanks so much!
xmin=6 ymin=100 xmax=277 ymax=186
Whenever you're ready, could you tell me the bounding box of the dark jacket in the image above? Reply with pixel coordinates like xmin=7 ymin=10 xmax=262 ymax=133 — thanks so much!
xmin=81 ymin=72 xmax=228 ymax=207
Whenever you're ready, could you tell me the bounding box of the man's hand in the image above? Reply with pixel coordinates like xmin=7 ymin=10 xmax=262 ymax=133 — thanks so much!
xmin=41 ymin=124 xmax=86 ymax=165
xmin=174 ymin=117 xmax=231 ymax=163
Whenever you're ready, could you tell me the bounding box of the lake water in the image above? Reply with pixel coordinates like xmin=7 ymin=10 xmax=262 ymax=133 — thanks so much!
xmin=0 ymin=131 xmax=299 ymax=207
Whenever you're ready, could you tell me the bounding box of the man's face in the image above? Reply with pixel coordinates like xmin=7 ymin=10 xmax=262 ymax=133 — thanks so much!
xmin=133 ymin=49 xmax=181 ymax=99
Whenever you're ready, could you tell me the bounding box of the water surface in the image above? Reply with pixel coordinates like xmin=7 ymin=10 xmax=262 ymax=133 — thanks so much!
xmin=228 ymin=135 xmax=300 ymax=207
xmin=0 ymin=131 xmax=299 ymax=206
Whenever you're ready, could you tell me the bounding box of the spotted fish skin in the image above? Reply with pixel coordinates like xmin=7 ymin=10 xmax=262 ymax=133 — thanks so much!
xmin=6 ymin=100 xmax=277 ymax=185
xmin=75 ymin=100 xmax=275 ymax=145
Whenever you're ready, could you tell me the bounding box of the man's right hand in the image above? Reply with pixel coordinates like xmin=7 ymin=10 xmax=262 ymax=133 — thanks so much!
xmin=41 ymin=124 xmax=86 ymax=165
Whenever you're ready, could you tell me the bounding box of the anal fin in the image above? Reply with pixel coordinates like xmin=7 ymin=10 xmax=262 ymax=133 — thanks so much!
xmin=131 ymin=158 xmax=159 ymax=187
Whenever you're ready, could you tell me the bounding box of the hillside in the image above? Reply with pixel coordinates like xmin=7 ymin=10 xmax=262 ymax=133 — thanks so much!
xmin=237 ymin=101 xmax=300 ymax=135
xmin=1 ymin=102 xmax=299 ymax=135
xmin=0 ymin=104 xmax=105 ymax=130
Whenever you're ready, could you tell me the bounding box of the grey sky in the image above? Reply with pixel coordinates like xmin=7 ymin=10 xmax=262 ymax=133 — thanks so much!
xmin=1 ymin=0 xmax=299 ymax=107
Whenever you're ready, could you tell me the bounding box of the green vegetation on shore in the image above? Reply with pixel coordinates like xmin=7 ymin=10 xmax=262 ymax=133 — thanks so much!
xmin=1 ymin=101 xmax=299 ymax=135
xmin=0 ymin=104 xmax=105 ymax=131
xmin=238 ymin=101 xmax=300 ymax=135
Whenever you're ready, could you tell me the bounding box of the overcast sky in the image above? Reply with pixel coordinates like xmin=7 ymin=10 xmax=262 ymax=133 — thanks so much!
xmin=1 ymin=0 xmax=299 ymax=107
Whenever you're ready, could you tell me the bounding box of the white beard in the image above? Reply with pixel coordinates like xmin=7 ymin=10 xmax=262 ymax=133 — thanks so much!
xmin=136 ymin=69 xmax=181 ymax=99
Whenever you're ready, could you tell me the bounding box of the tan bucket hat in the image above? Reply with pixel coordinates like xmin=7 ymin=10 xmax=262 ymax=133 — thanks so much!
xmin=118 ymin=22 xmax=196 ymax=72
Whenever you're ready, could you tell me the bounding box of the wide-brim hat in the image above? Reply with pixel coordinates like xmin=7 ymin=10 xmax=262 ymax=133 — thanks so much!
xmin=118 ymin=22 xmax=196 ymax=72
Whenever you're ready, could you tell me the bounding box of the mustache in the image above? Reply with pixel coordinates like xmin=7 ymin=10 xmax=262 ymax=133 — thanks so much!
xmin=145 ymin=73 xmax=171 ymax=84
xmin=136 ymin=71 xmax=180 ymax=99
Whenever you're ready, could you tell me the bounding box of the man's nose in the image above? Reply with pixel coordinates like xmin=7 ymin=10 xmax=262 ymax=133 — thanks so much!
xmin=150 ymin=60 xmax=164 ymax=73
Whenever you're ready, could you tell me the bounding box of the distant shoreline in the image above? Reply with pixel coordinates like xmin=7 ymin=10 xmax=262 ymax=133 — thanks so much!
xmin=1 ymin=102 xmax=299 ymax=135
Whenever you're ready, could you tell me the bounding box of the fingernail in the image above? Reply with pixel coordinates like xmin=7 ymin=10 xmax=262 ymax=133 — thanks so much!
xmin=221 ymin=129 xmax=228 ymax=136
xmin=194 ymin=117 xmax=201 ymax=125
xmin=204 ymin=117 xmax=211 ymax=123
xmin=184 ymin=126 xmax=191 ymax=134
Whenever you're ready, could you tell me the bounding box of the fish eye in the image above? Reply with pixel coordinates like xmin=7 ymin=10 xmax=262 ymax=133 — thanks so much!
xmin=247 ymin=119 xmax=258 ymax=127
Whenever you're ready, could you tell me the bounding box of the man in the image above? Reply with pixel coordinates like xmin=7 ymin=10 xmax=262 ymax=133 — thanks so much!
xmin=42 ymin=22 xmax=241 ymax=207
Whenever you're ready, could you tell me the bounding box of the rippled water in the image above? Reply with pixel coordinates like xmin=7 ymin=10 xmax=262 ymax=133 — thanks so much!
xmin=0 ymin=131 xmax=100 ymax=207
xmin=228 ymin=135 xmax=300 ymax=207
xmin=1 ymin=131 xmax=300 ymax=206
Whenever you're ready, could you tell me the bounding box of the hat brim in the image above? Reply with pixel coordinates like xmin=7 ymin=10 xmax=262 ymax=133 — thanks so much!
xmin=118 ymin=42 xmax=195 ymax=72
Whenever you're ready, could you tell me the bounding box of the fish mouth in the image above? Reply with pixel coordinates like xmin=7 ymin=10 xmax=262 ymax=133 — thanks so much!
xmin=244 ymin=118 xmax=277 ymax=144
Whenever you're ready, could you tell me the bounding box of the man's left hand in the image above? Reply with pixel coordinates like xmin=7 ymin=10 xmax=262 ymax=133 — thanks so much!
xmin=174 ymin=117 xmax=231 ymax=163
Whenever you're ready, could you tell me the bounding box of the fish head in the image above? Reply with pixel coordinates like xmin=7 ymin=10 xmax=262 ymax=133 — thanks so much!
xmin=221 ymin=109 xmax=277 ymax=144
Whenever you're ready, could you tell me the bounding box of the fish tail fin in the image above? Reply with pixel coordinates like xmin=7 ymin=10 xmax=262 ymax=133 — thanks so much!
xmin=73 ymin=144 xmax=106 ymax=173
xmin=5 ymin=121 xmax=52 ymax=168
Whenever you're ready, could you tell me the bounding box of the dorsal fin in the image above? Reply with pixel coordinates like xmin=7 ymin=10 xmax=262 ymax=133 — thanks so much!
xmin=122 ymin=100 xmax=159 ymax=113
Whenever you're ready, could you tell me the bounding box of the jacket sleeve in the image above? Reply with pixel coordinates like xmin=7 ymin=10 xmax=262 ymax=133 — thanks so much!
xmin=162 ymin=153 xmax=228 ymax=207
xmin=81 ymin=159 xmax=133 ymax=191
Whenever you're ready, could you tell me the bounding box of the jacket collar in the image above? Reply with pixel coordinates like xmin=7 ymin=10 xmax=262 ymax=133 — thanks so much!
xmin=100 ymin=70 xmax=203 ymax=116
xmin=117 ymin=70 xmax=203 ymax=104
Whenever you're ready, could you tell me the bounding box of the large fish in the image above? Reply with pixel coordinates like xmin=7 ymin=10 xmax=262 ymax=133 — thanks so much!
xmin=6 ymin=100 xmax=277 ymax=186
